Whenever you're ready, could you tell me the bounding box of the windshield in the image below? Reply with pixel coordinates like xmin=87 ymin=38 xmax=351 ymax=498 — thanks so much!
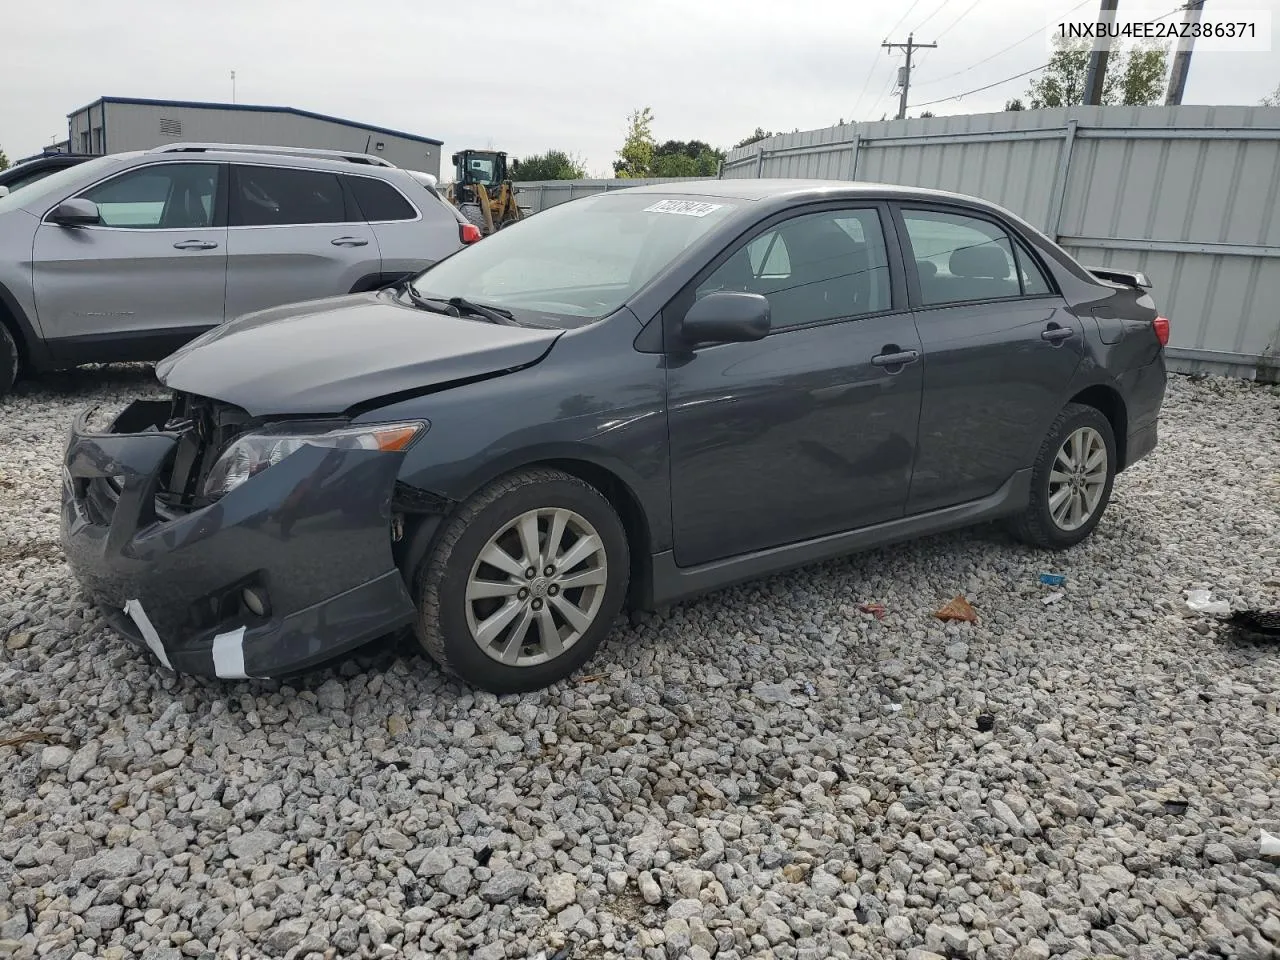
xmin=461 ymin=154 xmax=498 ymax=185
xmin=410 ymin=191 xmax=741 ymax=324
xmin=0 ymin=155 xmax=121 ymax=216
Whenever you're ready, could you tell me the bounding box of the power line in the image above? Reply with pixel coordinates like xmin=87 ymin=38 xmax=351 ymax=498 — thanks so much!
xmin=884 ymin=0 xmax=928 ymax=42
xmin=851 ymin=52 xmax=891 ymax=120
xmin=912 ymin=0 xmax=1093 ymax=88
xmin=912 ymin=63 xmax=1051 ymax=107
xmin=916 ymin=0 xmax=1185 ymax=89
xmin=934 ymin=0 xmax=983 ymax=40
xmin=911 ymin=0 xmax=1191 ymax=110
xmin=914 ymin=0 xmax=955 ymax=35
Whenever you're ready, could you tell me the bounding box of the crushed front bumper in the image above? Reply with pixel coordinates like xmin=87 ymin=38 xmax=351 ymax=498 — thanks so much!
xmin=60 ymin=400 xmax=418 ymax=679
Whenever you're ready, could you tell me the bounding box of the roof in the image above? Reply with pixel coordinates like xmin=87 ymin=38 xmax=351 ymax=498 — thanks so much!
xmin=69 ymin=96 xmax=443 ymax=147
xmin=622 ymin=177 xmax=1009 ymax=209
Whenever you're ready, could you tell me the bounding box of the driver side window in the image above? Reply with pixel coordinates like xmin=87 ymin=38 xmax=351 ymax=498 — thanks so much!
xmin=696 ymin=207 xmax=892 ymax=329
xmin=79 ymin=163 xmax=218 ymax=229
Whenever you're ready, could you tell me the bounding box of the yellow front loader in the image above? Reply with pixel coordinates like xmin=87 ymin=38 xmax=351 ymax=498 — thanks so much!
xmin=444 ymin=149 xmax=523 ymax=236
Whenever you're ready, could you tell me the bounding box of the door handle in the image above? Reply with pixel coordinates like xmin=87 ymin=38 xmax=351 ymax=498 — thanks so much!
xmin=1041 ymin=324 xmax=1075 ymax=343
xmin=331 ymin=236 xmax=369 ymax=247
xmin=173 ymin=240 xmax=218 ymax=250
xmin=871 ymin=348 xmax=921 ymax=368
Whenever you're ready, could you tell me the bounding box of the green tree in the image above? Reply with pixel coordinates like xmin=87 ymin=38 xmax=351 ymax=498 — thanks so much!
xmin=510 ymin=150 xmax=587 ymax=181
xmin=652 ymin=139 xmax=726 ymax=177
xmin=614 ymin=107 xmax=656 ymax=178
xmin=1026 ymin=37 xmax=1168 ymax=108
xmin=1005 ymin=98 xmax=1026 ymax=111
xmin=734 ymin=127 xmax=775 ymax=149
xmin=1263 ymin=84 xmax=1280 ymax=106
xmin=918 ymin=111 xmax=936 ymax=118
xmin=0 ymin=148 xmax=8 ymax=171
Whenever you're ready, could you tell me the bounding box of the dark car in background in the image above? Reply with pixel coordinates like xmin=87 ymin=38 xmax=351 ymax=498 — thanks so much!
xmin=59 ymin=179 xmax=1168 ymax=693
xmin=0 ymin=151 xmax=95 ymax=197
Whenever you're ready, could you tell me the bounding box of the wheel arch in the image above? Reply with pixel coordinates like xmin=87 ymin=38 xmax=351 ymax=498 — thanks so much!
xmin=0 ymin=280 xmax=52 ymax=374
xmin=1068 ymin=382 xmax=1129 ymax=470
xmin=398 ymin=452 xmax=659 ymax=612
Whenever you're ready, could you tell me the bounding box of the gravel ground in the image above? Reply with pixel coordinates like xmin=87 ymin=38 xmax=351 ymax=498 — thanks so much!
xmin=1 ymin=366 xmax=1278 ymax=960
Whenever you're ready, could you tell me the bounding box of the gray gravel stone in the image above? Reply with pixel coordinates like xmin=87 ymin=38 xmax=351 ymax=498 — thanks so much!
xmin=479 ymin=869 xmax=530 ymax=903
xmin=543 ymin=873 xmax=577 ymax=913
xmin=39 ymin=744 xmax=72 ymax=770
xmin=885 ymin=915 xmax=913 ymax=943
xmin=0 ymin=371 xmax=1276 ymax=958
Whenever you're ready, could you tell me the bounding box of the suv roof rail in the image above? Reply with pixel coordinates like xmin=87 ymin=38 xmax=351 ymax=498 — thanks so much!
xmin=147 ymin=142 xmax=398 ymax=167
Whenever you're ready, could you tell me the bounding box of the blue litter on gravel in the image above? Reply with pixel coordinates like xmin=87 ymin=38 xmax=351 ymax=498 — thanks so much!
xmin=1039 ymin=573 xmax=1067 ymax=586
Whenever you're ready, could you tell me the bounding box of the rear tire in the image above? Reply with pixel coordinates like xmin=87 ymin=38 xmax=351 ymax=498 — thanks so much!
xmin=459 ymin=203 xmax=488 ymax=234
xmin=1010 ymin=403 xmax=1116 ymax=550
xmin=0 ymin=324 xmax=19 ymax=400
xmin=413 ymin=468 xmax=629 ymax=694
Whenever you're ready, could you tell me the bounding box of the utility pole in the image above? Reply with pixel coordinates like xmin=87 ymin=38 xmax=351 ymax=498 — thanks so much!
xmin=1165 ymin=1 xmax=1204 ymax=105
xmin=882 ymin=33 xmax=937 ymax=120
xmin=1082 ymin=0 xmax=1120 ymax=105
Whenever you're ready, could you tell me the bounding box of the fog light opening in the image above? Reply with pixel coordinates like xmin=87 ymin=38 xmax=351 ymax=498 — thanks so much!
xmin=241 ymin=586 xmax=270 ymax=618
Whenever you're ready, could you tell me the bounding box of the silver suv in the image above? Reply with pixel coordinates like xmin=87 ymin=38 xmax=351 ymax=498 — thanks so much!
xmin=0 ymin=143 xmax=472 ymax=397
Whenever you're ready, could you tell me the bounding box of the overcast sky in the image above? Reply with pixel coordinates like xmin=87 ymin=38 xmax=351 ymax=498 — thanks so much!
xmin=3 ymin=0 xmax=1277 ymax=175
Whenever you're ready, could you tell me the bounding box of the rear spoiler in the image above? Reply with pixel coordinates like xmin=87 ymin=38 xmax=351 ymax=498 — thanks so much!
xmin=1085 ymin=266 xmax=1151 ymax=289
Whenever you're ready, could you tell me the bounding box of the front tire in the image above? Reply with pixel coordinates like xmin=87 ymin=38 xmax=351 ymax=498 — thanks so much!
xmin=1010 ymin=403 xmax=1117 ymax=550
xmin=413 ymin=468 xmax=629 ymax=694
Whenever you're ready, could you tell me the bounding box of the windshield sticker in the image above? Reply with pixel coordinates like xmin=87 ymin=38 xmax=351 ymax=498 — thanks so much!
xmin=642 ymin=199 xmax=724 ymax=217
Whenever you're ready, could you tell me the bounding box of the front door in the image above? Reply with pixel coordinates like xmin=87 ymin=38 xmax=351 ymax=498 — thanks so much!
xmin=224 ymin=163 xmax=380 ymax=320
xmin=665 ymin=204 xmax=924 ymax=568
xmin=32 ymin=161 xmax=227 ymax=362
xmin=895 ymin=205 xmax=1085 ymax=514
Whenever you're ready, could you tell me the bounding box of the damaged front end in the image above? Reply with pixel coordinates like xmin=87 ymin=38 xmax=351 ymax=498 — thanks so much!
xmin=60 ymin=394 xmax=429 ymax=679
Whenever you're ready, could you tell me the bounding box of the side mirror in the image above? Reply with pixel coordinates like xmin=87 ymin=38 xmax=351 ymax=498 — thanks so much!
xmin=50 ymin=198 xmax=101 ymax=226
xmin=0 ymin=185 xmax=9 ymax=199
xmin=681 ymin=291 xmax=771 ymax=345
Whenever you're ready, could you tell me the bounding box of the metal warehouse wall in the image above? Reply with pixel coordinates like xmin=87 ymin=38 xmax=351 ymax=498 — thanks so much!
xmin=84 ymin=102 xmax=441 ymax=176
xmin=718 ymin=105 xmax=1280 ymax=380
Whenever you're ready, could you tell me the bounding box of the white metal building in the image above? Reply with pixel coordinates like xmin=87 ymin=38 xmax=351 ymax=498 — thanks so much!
xmin=66 ymin=97 xmax=443 ymax=176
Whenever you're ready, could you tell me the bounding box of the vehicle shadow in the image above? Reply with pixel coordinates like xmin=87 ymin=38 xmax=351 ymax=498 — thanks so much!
xmin=12 ymin=363 xmax=160 ymax=401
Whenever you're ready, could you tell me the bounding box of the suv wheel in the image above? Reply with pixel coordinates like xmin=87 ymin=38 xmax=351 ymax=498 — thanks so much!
xmin=0 ymin=324 xmax=19 ymax=400
xmin=413 ymin=468 xmax=629 ymax=693
xmin=1011 ymin=402 xmax=1117 ymax=550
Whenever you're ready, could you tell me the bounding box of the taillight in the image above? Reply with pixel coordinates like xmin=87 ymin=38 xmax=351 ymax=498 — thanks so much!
xmin=460 ymin=223 xmax=482 ymax=244
xmin=1153 ymin=316 xmax=1170 ymax=346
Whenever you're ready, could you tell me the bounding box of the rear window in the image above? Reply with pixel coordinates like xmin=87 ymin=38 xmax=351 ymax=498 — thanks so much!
xmin=230 ymin=165 xmax=349 ymax=226
xmin=345 ymin=175 xmax=417 ymax=222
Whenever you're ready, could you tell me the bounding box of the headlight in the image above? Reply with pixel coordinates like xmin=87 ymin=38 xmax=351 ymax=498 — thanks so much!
xmin=202 ymin=420 xmax=426 ymax=499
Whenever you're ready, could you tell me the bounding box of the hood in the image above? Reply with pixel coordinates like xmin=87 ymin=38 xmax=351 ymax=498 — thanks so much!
xmin=155 ymin=292 xmax=562 ymax=416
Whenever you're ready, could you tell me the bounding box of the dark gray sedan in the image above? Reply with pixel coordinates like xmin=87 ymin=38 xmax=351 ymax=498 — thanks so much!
xmin=60 ymin=180 xmax=1168 ymax=693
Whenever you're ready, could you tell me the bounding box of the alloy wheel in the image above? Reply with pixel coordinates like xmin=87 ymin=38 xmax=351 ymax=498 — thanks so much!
xmin=464 ymin=508 xmax=609 ymax=667
xmin=1048 ymin=426 xmax=1108 ymax=532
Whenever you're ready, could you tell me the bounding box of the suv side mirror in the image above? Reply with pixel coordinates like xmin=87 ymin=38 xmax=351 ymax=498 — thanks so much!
xmin=681 ymin=291 xmax=771 ymax=345
xmin=0 ymin=185 xmax=9 ymax=199
xmin=50 ymin=198 xmax=101 ymax=226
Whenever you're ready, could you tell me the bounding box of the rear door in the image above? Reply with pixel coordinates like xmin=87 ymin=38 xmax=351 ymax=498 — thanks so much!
xmin=31 ymin=160 xmax=227 ymax=362
xmin=344 ymin=173 xmax=460 ymax=284
xmin=224 ymin=163 xmax=380 ymax=319
xmin=894 ymin=204 xmax=1084 ymax=515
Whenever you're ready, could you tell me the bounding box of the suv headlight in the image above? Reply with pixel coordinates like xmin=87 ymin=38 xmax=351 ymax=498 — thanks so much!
xmin=202 ymin=420 xmax=426 ymax=499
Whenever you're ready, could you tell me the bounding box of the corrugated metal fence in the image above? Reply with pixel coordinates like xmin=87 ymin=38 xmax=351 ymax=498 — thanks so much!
xmin=723 ymin=105 xmax=1280 ymax=380
xmin=514 ymin=106 xmax=1280 ymax=379
xmin=512 ymin=177 xmax=709 ymax=215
